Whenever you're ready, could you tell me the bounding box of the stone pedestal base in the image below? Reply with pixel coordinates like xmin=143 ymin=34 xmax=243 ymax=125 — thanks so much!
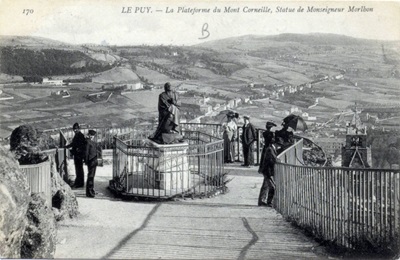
xmin=146 ymin=140 xmax=191 ymax=192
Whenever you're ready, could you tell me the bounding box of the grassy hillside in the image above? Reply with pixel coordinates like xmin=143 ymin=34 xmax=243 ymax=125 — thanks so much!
xmin=92 ymin=67 xmax=139 ymax=84
xmin=0 ymin=47 xmax=114 ymax=76
xmin=0 ymin=35 xmax=82 ymax=50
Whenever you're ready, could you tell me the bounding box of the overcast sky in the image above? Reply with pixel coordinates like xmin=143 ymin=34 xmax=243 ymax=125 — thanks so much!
xmin=0 ymin=0 xmax=399 ymax=46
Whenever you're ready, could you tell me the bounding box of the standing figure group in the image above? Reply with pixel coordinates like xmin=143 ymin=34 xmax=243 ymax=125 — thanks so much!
xmin=64 ymin=123 xmax=101 ymax=198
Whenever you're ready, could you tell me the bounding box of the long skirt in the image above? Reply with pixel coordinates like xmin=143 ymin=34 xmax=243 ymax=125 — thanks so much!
xmin=223 ymin=131 xmax=235 ymax=163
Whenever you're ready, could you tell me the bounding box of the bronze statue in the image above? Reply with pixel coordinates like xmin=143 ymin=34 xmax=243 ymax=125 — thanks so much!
xmin=150 ymin=82 xmax=183 ymax=144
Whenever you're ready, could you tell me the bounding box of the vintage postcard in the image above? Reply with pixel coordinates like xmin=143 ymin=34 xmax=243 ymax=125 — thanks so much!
xmin=0 ymin=0 xmax=399 ymax=259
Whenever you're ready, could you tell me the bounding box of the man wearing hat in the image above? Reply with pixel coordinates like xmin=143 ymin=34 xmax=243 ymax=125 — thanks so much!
xmin=259 ymin=121 xmax=276 ymax=174
xmin=85 ymin=130 xmax=99 ymax=197
xmin=241 ymin=115 xmax=257 ymax=167
xmin=65 ymin=123 xmax=86 ymax=188
xmin=258 ymin=134 xmax=278 ymax=207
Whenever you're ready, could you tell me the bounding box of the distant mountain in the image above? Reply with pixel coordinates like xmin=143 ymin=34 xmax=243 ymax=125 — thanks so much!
xmin=0 ymin=35 xmax=82 ymax=50
xmin=195 ymin=33 xmax=399 ymax=51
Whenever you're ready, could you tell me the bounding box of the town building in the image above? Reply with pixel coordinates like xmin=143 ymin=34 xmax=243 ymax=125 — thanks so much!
xmin=314 ymin=137 xmax=345 ymax=156
xmin=126 ymin=82 xmax=143 ymax=90
xmin=273 ymin=110 xmax=290 ymax=117
xmin=42 ymin=78 xmax=63 ymax=86
xmin=51 ymin=90 xmax=70 ymax=99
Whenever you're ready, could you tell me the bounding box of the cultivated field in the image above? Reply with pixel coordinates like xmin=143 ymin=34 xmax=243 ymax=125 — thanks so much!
xmin=1 ymin=33 xmax=399 ymax=139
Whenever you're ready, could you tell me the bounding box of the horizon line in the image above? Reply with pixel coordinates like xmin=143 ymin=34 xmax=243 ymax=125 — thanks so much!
xmin=1 ymin=32 xmax=399 ymax=47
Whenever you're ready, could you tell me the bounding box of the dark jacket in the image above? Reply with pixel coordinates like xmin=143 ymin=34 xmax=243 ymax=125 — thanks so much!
xmin=275 ymin=128 xmax=294 ymax=146
xmin=241 ymin=123 xmax=257 ymax=146
xmin=65 ymin=131 xmax=86 ymax=158
xmin=85 ymin=138 xmax=98 ymax=163
xmin=258 ymin=144 xmax=277 ymax=177
xmin=260 ymin=130 xmax=274 ymax=167
xmin=262 ymin=130 xmax=274 ymax=148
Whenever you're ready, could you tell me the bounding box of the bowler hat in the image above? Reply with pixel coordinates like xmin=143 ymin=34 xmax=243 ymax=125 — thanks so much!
xmin=243 ymin=115 xmax=250 ymax=120
xmin=88 ymin=129 xmax=96 ymax=136
xmin=73 ymin=123 xmax=80 ymax=130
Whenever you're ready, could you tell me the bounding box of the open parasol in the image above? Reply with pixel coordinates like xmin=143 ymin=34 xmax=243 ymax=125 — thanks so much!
xmin=214 ymin=110 xmax=239 ymax=124
xmin=283 ymin=114 xmax=308 ymax=132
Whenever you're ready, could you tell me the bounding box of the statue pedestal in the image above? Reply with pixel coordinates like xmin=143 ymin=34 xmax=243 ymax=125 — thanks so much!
xmin=146 ymin=140 xmax=191 ymax=193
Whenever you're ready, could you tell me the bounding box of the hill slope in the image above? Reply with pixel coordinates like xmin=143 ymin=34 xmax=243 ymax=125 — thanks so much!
xmin=92 ymin=67 xmax=139 ymax=84
xmin=195 ymin=33 xmax=398 ymax=51
xmin=0 ymin=35 xmax=82 ymax=50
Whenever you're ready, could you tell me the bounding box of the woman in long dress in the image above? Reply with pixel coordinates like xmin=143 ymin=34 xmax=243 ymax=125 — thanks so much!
xmin=222 ymin=113 xmax=237 ymax=163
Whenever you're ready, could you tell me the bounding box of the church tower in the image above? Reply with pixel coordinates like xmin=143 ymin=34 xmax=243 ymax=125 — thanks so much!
xmin=341 ymin=105 xmax=372 ymax=168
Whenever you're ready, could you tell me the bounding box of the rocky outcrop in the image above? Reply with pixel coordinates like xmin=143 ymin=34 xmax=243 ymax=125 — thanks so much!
xmin=9 ymin=123 xmax=78 ymax=221
xmin=21 ymin=193 xmax=56 ymax=259
xmin=49 ymin=155 xmax=79 ymax=221
xmin=0 ymin=146 xmax=30 ymax=258
xmin=1 ymin=123 xmax=79 ymax=258
xmin=9 ymin=124 xmax=48 ymax=165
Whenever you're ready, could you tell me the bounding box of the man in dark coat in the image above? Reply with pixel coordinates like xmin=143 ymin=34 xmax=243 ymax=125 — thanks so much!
xmin=151 ymin=82 xmax=181 ymax=143
xmin=241 ymin=115 xmax=257 ymax=167
xmin=85 ymin=130 xmax=99 ymax=198
xmin=65 ymin=123 xmax=86 ymax=188
xmin=275 ymin=122 xmax=294 ymax=154
xmin=258 ymin=134 xmax=279 ymax=207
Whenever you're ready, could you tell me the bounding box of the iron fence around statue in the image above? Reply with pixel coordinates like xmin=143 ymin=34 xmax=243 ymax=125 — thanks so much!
xmin=56 ymin=123 xmax=222 ymax=150
xmin=110 ymin=129 xmax=225 ymax=199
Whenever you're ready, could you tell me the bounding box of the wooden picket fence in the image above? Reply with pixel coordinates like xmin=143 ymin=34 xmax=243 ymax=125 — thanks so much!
xmin=274 ymin=139 xmax=400 ymax=250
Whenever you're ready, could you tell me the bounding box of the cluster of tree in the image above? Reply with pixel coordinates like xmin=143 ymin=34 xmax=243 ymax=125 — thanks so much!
xmin=280 ymin=91 xmax=315 ymax=107
xmin=138 ymin=75 xmax=151 ymax=85
xmin=248 ymin=48 xmax=285 ymax=60
xmin=143 ymin=62 xmax=197 ymax=80
xmin=197 ymin=53 xmax=247 ymax=76
xmin=22 ymin=76 xmax=43 ymax=83
xmin=127 ymin=59 xmax=137 ymax=71
xmin=118 ymin=46 xmax=181 ymax=59
xmin=0 ymin=47 xmax=113 ymax=76
xmin=63 ymin=77 xmax=92 ymax=83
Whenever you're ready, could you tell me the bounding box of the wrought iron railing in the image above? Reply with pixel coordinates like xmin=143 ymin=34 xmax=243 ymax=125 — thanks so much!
xmin=58 ymin=123 xmax=324 ymax=167
xmin=109 ymin=129 xmax=225 ymax=199
xmin=30 ymin=123 xmax=399 ymax=253
xmin=274 ymin=139 xmax=400 ymax=251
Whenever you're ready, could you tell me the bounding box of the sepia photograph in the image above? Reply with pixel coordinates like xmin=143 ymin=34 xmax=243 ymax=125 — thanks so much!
xmin=0 ymin=0 xmax=399 ymax=259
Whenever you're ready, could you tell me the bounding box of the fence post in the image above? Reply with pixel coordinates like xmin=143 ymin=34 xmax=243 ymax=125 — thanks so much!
xmin=236 ymin=127 xmax=241 ymax=162
xmin=256 ymin=129 xmax=261 ymax=165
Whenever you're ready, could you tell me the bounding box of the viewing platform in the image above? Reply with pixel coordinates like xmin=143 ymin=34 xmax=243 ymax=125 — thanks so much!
xmin=54 ymin=164 xmax=333 ymax=259
xmin=26 ymin=122 xmax=399 ymax=258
